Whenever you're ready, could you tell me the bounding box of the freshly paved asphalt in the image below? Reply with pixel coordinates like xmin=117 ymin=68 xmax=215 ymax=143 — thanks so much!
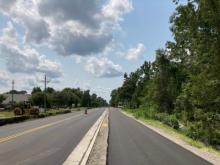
xmin=0 ymin=108 xmax=104 ymax=165
xmin=108 ymin=108 xmax=212 ymax=165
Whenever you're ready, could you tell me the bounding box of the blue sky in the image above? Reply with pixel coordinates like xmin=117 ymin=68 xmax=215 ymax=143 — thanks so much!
xmin=0 ymin=0 xmax=177 ymax=101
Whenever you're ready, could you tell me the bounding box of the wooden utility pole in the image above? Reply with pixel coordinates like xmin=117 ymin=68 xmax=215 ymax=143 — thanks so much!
xmin=44 ymin=75 xmax=47 ymax=112
xmin=11 ymin=80 xmax=14 ymax=110
xmin=43 ymin=74 xmax=50 ymax=112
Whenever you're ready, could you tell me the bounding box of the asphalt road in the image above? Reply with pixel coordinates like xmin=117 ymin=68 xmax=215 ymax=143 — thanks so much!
xmin=0 ymin=108 xmax=104 ymax=165
xmin=108 ymin=108 xmax=212 ymax=165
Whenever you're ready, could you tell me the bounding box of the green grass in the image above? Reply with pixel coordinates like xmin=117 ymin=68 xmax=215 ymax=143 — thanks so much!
xmin=0 ymin=107 xmax=87 ymax=126
xmin=46 ymin=107 xmax=85 ymax=113
xmin=0 ymin=111 xmax=15 ymax=118
xmin=0 ymin=107 xmax=84 ymax=119
xmin=122 ymin=109 xmax=220 ymax=156
xmin=38 ymin=107 xmax=86 ymax=117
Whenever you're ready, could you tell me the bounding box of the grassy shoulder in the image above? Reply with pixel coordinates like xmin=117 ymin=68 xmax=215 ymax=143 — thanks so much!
xmin=0 ymin=111 xmax=15 ymax=118
xmin=122 ymin=108 xmax=220 ymax=157
xmin=0 ymin=107 xmax=85 ymax=126
xmin=40 ymin=107 xmax=85 ymax=116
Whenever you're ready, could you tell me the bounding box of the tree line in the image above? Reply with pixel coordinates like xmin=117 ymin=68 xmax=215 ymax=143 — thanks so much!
xmin=31 ymin=87 xmax=108 ymax=108
xmin=110 ymin=0 xmax=220 ymax=146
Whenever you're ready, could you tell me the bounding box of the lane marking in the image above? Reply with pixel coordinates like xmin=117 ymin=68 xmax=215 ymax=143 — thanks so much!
xmin=0 ymin=113 xmax=82 ymax=144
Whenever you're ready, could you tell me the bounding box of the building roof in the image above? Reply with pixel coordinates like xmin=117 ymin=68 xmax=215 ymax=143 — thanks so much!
xmin=2 ymin=94 xmax=31 ymax=105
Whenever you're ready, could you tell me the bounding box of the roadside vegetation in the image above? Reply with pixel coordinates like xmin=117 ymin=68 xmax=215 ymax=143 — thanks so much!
xmin=123 ymin=108 xmax=220 ymax=156
xmin=110 ymin=0 xmax=220 ymax=150
xmin=0 ymin=86 xmax=107 ymax=125
xmin=0 ymin=108 xmax=85 ymax=126
xmin=0 ymin=111 xmax=14 ymax=118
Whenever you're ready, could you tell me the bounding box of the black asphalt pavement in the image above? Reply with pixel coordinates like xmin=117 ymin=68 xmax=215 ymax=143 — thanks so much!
xmin=108 ymin=108 xmax=212 ymax=165
xmin=0 ymin=108 xmax=104 ymax=165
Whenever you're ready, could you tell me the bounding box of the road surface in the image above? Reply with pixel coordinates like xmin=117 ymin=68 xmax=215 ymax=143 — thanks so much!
xmin=108 ymin=108 xmax=212 ymax=165
xmin=0 ymin=108 xmax=104 ymax=165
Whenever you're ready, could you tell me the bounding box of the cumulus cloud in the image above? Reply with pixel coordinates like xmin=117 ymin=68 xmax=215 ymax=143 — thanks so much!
xmin=0 ymin=0 xmax=133 ymax=56
xmin=0 ymin=71 xmax=10 ymax=86
xmin=50 ymin=27 xmax=112 ymax=56
xmin=38 ymin=0 xmax=100 ymax=28
xmin=77 ymin=56 xmax=123 ymax=78
xmin=0 ymin=22 xmax=62 ymax=79
xmin=0 ymin=0 xmax=16 ymax=13
xmin=126 ymin=43 xmax=146 ymax=60
xmin=102 ymin=0 xmax=133 ymax=24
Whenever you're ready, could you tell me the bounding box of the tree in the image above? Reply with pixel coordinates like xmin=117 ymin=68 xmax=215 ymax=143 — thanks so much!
xmin=30 ymin=92 xmax=44 ymax=107
xmin=46 ymin=87 xmax=55 ymax=94
xmin=31 ymin=87 xmax=42 ymax=94
xmin=0 ymin=95 xmax=6 ymax=104
xmin=110 ymin=89 xmax=119 ymax=107
xmin=110 ymin=0 xmax=220 ymax=146
xmin=169 ymin=0 xmax=220 ymax=144
xmin=81 ymin=90 xmax=91 ymax=107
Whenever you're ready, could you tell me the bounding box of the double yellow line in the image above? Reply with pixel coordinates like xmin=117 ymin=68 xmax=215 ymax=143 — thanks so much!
xmin=0 ymin=114 xmax=82 ymax=143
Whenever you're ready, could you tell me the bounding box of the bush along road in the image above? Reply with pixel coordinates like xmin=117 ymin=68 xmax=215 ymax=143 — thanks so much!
xmin=0 ymin=109 xmax=73 ymax=126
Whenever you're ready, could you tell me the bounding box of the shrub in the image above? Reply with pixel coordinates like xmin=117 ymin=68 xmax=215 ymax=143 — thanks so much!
xmin=186 ymin=123 xmax=202 ymax=140
xmin=153 ymin=113 xmax=179 ymax=129
xmin=0 ymin=115 xmax=30 ymax=126
xmin=167 ymin=115 xmax=179 ymax=129
xmin=38 ymin=113 xmax=46 ymax=118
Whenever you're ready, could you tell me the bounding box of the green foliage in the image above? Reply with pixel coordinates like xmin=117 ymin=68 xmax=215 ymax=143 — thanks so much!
xmin=31 ymin=87 xmax=42 ymax=94
xmin=81 ymin=90 xmax=91 ymax=107
xmin=154 ymin=113 xmax=179 ymax=129
xmin=0 ymin=95 xmax=6 ymax=104
xmin=111 ymin=0 xmax=220 ymax=146
xmin=30 ymin=87 xmax=107 ymax=109
xmin=30 ymin=91 xmax=44 ymax=107
xmin=0 ymin=115 xmax=31 ymax=126
xmin=124 ymin=108 xmax=179 ymax=129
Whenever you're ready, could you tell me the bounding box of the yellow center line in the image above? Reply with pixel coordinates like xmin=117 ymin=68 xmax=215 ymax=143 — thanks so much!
xmin=0 ymin=114 xmax=82 ymax=143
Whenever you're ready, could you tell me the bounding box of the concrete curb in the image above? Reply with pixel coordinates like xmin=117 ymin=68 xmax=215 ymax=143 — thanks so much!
xmin=63 ymin=110 xmax=107 ymax=165
xmin=87 ymin=110 xmax=109 ymax=165
xmin=120 ymin=110 xmax=220 ymax=165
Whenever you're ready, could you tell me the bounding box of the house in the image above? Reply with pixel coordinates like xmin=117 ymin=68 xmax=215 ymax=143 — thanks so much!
xmin=2 ymin=94 xmax=31 ymax=105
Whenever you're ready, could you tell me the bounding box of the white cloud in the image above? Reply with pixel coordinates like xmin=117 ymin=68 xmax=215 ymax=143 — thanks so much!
xmin=0 ymin=0 xmax=133 ymax=56
xmin=0 ymin=22 xmax=62 ymax=79
xmin=78 ymin=56 xmax=123 ymax=78
xmin=50 ymin=26 xmax=112 ymax=56
xmin=102 ymin=0 xmax=133 ymax=24
xmin=126 ymin=43 xmax=146 ymax=60
xmin=0 ymin=71 xmax=10 ymax=86
xmin=38 ymin=0 xmax=100 ymax=28
xmin=0 ymin=0 xmax=16 ymax=13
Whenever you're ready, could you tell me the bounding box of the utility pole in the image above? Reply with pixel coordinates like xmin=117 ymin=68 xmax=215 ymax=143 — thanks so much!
xmin=44 ymin=75 xmax=47 ymax=112
xmin=11 ymin=80 xmax=14 ymax=110
xmin=43 ymin=74 xmax=50 ymax=112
